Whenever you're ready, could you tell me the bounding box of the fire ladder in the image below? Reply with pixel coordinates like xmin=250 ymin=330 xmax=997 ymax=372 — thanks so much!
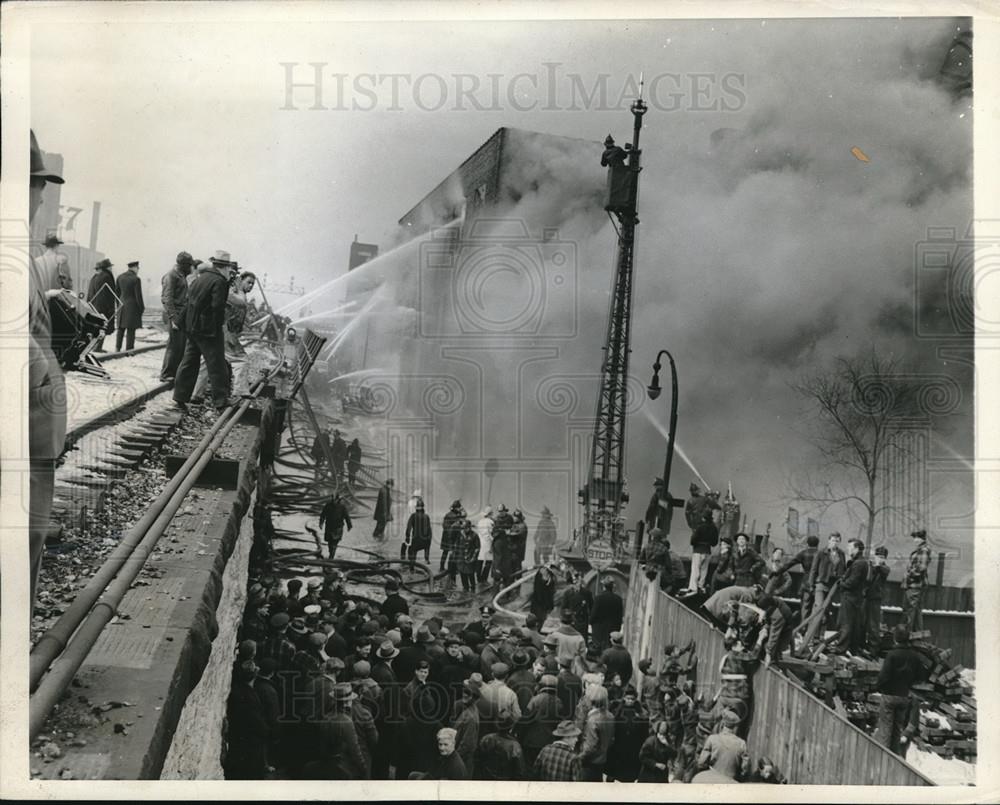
xmin=577 ymin=87 xmax=648 ymax=554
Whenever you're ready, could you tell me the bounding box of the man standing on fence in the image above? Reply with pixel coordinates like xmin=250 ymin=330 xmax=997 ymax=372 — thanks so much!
xmin=901 ymin=529 xmax=932 ymax=632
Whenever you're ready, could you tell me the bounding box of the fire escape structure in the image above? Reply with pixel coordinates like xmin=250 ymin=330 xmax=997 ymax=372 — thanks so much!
xmin=577 ymin=86 xmax=648 ymax=552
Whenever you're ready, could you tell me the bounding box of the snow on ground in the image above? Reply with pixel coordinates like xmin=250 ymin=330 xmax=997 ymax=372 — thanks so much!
xmin=64 ymin=331 xmax=167 ymax=432
xmin=904 ymin=666 xmax=977 ymax=786
xmin=905 ymin=744 xmax=976 ymax=787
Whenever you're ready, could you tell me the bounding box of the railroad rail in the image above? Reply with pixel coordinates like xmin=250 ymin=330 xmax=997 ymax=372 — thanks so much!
xmin=30 ymin=377 xmax=274 ymax=741
xmin=30 ymin=330 xmax=328 ymax=742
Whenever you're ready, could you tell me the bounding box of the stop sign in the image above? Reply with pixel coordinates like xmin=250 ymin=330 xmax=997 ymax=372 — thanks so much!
xmin=585 ymin=537 xmax=616 ymax=571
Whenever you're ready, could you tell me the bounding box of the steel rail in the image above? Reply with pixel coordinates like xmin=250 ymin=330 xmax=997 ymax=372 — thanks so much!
xmin=29 ymin=395 xmax=256 ymax=740
xmin=30 ymin=376 xmax=270 ymax=691
xmin=98 ymin=342 xmax=166 ymax=361
xmin=63 ymin=381 xmax=172 ymax=449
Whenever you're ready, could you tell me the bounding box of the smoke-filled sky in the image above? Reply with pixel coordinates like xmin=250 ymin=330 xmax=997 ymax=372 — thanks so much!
xmin=27 ymin=8 xmax=975 ymax=578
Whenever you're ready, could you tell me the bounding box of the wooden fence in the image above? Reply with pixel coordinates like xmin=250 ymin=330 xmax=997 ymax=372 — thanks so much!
xmin=624 ymin=565 xmax=935 ymax=786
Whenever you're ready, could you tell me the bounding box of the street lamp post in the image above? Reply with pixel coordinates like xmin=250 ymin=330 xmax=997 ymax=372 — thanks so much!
xmin=647 ymin=349 xmax=678 ymax=533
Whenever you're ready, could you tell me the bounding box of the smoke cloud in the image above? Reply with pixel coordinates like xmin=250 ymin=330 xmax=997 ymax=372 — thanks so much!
xmin=300 ymin=17 xmax=972 ymax=581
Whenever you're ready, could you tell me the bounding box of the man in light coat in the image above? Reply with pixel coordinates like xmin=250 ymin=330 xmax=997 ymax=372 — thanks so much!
xmin=476 ymin=507 xmax=495 ymax=584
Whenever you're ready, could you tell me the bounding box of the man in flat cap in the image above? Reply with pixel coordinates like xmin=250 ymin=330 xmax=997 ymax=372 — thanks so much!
xmin=694 ymin=708 xmax=749 ymax=782
xmin=173 ymin=252 xmax=236 ymax=411
xmin=114 ymin=260 xmax=145 ymax=351
xmin=27 ymin=130 xmax=66 ymax=612
xmin=902 ymin=529 xmax=932 ymax=632
xmin=160 ymin=251 xmax=194 ymax=382
xmin=86 ymin=257 xmax=117 ymax=351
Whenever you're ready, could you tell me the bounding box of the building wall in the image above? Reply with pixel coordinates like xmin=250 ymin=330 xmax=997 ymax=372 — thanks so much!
xmin=348 ymin=127 xmax=608 ymax=536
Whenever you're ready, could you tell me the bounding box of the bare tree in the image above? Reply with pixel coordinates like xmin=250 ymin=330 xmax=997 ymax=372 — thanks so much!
xmin=790 ymin=349 xmax=920 ymax=548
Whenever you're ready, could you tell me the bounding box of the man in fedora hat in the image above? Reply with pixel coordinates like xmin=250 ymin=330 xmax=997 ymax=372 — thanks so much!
xmin=507 ymin=649 xmax=537 ymax=712
xmin=438 ymin=634 xmax=472 ymax=709
xmin=114 ymin=260 xmax=145 ymax=351
xmin=173 ymin=254 xmax=236 ymax=411
xmin=532 ymin=720 xmax=582 ymax=781
xmin=395 ymin=624 xmax=434 ymax=684
xmin=478 ymin=626 xmax=507 ymax=681
xmin=309 ymin=683 xmax=367 ymax=780
xmin=33 ymin=233 xmax=64 ymax=291
xmin=86 ymin=257 xmax=117 ymax=351
xmin=29 ymin=129 xmax=64 ymax=223
xmin=160 ymin=251 xmax=194 ymax=381
xmin=27 ymin=130 xmax=67 ymax=612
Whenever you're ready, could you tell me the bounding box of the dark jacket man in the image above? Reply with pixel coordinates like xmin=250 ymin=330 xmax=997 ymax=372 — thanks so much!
xmin=774 ymin=536 xmax=820 ymax=619
xmin=564 ymin=581 xmax=595 ymax=637
xmin=86 ymin=259 xmax=117 ymax=337
xmin=731 ymin=547 xmax=765 ymax=588
xmin=556 ymin=665 xmax=583 ymax=719
xmin=373 ymin=481 xmax=394 ymax=539
xmin=691 ymin=518 xmax=720 ymax=553
xmin=809 ymin=545 xmax=847 ymax=588
xmin=830 ymin=543 xmax=869 ymax=655
xmin=520 ymin=679 xmax=562 ymax=763
xmin=160 ymin=253 xmax=193 ymax=379
xmin=115 ymin=265 xmax=144 ymax=328
xmin=606 ymin=696 xmax=650 ymax=782
xmin=173 ymin=260 xmax=232 ymax=407
xmin=590 ymin=583 xmax=625 ymax=650
xmin=599 ymin=638 xmax=634 ymax=687
xmin=161 ymin=259 xmax=190 ymax=328
xmin=404 ymin=509 xmax=433 ymax=553
xmin=475 ymin=716 xmax=527 ymax=781
xmin=381 ymin=583 xmax=409 ymax=625
xmin=319 ymin=496 xmax=353 ymax=550
xmin=114 ymin=263 xmax=144 ymax=351
xmin=440 ymin=507 xmax=465 ymax=570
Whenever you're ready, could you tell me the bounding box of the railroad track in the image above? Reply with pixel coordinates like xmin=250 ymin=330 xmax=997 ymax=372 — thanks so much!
xmin=30 ymin=374 xmax=276 ymax=741
xmin=97 ymin=342 xmax=166 ymax=362
xmin=63 ymin=342 xmax=169 ymax=446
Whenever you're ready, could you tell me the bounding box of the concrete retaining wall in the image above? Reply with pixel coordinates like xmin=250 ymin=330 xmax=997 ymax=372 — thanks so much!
xmin=34 ymin=422 xmax=261 ymax=780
